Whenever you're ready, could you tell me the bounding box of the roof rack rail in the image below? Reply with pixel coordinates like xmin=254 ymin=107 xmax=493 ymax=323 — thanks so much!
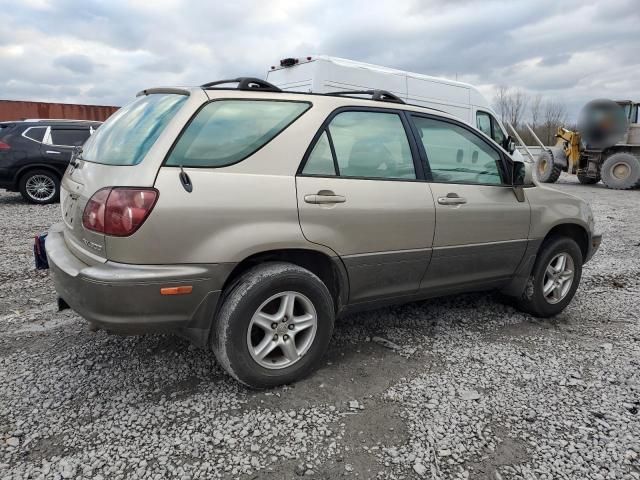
xmin=201 ymin=77 xmax=282 ymax=92
xmin=325 ymin=89 xmax=405 ymax=104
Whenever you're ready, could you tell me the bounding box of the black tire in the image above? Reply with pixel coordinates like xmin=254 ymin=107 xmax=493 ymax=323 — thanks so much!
xmin=577 ymin=173 xmax=600 ymax=185
xmin=535 ymin=147 xmax=564 ymax=183
xmin=600 ymin=152 xmax=640 ymax=190
xmin=516 ymin=237 xmax=583 ymax=318
xmin=211 ymin=262 xmax=335 ymax=389
xmin=18 ymin=169 xmax=60 ymax=204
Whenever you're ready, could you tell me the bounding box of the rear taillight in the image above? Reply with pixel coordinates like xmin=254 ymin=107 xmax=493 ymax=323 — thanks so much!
xmin=82 ymin=187 xmax=158 ymax=237
xmin=0 ymin=141 xmax=10 ymax=151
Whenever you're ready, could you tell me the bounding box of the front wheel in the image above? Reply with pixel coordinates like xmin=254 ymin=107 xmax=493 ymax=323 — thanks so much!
xmin=535 ymin=147 xmax=564 ymax=183
xmin=211 ymin=262 xmax=335 ymax=388
xmin=516 ymin=237 xmax=583 ymax=317
xmin=19 ymin=169 xmax=60 ymax=204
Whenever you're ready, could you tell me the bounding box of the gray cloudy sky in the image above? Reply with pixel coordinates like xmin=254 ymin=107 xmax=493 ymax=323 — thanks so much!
xmin=1 ymin=0 xmax=638 ymax=119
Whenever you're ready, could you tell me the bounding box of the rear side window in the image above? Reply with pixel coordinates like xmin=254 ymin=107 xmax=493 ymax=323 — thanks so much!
xmin=302 ymin=111 xmax=416 ymax=180
xmin=166 ymin=100 xmax=310 ymax=168
xmin=50 ymin=128 xmax=90 ymax=146
xmin=23 ymin=126 xmax=47 ymax=142
xmin=82 ymin=93 xmax=187 ymax=166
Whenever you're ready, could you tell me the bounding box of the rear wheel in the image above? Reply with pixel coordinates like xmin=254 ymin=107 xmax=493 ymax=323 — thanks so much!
xmin=577 ymin=172 xmax=600 ymax=185
xmin=535 ymin=147 xmax=564 ymax=183
xmin=211 ymin=262 xmax=335 ymax=388
xmin=516 ymin=237 xmax=582 ymax=317
xmin=19 ymin=169 xmax=60 ymax=204
xmin=600 ymin=152 xmax=640 ymax=190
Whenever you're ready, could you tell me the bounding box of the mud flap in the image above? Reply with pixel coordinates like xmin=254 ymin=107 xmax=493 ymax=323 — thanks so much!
xmin=33 ymin=233 xmax=49 ymax=270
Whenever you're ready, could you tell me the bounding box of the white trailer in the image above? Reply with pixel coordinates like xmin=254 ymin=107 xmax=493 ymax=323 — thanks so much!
xmin=266 ymin=55 xmax=522 ymax=160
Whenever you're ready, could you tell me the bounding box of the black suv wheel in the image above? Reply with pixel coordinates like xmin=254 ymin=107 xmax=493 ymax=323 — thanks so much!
xmin=19 ymin=169 xmax=60 ymax=204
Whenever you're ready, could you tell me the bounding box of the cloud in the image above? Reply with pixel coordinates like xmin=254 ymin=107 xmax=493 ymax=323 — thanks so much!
xmin=0 ymin=0 xmax=637 ymax=121
xmin=54 ymin=54 xmax=95 ymax=74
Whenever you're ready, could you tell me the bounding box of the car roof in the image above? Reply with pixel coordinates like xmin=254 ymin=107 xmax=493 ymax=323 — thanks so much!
xmin=142 ymin=83 xmax=462 ymax=123
xmin=9 ymin=119 xmax=102 ymax=127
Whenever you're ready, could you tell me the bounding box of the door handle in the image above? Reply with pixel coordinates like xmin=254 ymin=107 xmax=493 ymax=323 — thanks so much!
xmin=437 ymin=193 xmax=467 ymax=205
xmin=46 ymin=150 xmax=61 ymax=154
xmin=304 ymin=191 xmax=346 ymax=204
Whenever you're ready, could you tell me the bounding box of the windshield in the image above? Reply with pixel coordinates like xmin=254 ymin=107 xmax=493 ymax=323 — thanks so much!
xmin=81 ymin=93 xmax=187 ymax=166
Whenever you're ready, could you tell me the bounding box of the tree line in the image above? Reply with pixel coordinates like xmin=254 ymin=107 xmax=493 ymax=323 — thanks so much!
xmin=493 ymin=85 xmax=571 ymax=146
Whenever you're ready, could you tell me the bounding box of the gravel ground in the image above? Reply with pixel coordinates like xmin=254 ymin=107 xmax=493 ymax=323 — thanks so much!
xmin=1 ymin=175 xmax=639 ymax=480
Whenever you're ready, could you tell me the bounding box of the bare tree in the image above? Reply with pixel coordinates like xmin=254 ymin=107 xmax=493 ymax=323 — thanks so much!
xmin=508 ymin=89 xmax=529 ymax=130
xmin=493 ymin=85 xmax=510 ymax=125
xmin=494 ymin=86 xmax=569 ymax=146
xmin=530 ymin=94 xmax=543 ymax=129
xmin=540 ymin=99 xmax=568 ymax=144
xmin=493 ymin=86 xmax=530 ymax=130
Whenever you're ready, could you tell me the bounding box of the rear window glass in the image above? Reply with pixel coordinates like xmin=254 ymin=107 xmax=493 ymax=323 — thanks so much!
xmin=50 ymin=128 xmax=90 ymax=146
xmin=82 ymin=93 xmax=187 ymax=166
xmin=166 ymin=100 xmax=310 ymax=168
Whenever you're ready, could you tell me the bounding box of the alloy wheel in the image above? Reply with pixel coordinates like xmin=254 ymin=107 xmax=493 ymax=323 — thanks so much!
xmin=25 ymin=174 xmax=56 ymax=202
xmin=542 ymin=253 xmax=575 ymax=304
xmin=247 ymin=291 xmax=318 ymax=369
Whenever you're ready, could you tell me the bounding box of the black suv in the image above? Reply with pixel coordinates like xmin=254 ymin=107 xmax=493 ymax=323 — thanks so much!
xmin=0 ymin=119 xmax=101 ymax=204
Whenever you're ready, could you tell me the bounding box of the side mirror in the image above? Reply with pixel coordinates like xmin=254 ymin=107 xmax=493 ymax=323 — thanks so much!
xmin=512 ymin=161 xmax=534 ymax=187
xmin=504 ymin=136 xmax=516 ymax=155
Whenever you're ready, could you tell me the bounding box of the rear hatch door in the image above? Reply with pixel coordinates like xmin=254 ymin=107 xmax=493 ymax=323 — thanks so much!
xmin=60 ymin=90 xmax=197 ymax=264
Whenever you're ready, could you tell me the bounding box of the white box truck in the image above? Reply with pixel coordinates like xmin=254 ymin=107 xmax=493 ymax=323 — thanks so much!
xmin=266 ymin=55 xmax=522 ymax=160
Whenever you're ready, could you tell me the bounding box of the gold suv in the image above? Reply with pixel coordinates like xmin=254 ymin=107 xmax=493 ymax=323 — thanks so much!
xmin=44 ymin=78 xmax=601 ymax=388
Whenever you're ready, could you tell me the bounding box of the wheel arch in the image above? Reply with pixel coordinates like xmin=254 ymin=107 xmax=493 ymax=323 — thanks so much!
xmin=602 ymin=145 xmax=640 ymax=158
xmin=541 ymin=223 xmax=589 ymax=263
xmin=16 ymin=164 xmax=63 ymax=184
xmin=220 ymin=248 xmax=349 ymax=314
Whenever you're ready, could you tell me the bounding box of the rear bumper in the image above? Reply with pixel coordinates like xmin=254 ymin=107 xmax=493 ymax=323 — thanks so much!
xmin=45 ymin=223 xmax=233 ymax=346
xmin=0 ymin=169 xmax=16 ymax=190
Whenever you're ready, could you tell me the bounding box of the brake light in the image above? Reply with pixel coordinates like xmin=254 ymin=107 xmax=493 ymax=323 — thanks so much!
xmin=0 ymin=141 xmax=10 ymax=150
xmin=82 ymin=188 xmax=158 ymax=237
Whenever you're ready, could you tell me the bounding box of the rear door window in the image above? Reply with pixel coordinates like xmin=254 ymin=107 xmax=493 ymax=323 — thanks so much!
xmin=50 ymin=128 xmax=90 ymax=146
xmin=302 ymin=110 xmax=416 ymax=180
xmin=166 ymin=100 xmax=310 ymax=168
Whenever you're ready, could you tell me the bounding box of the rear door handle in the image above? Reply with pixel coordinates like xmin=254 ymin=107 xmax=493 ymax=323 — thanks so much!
xmin=304 ymin=191 xmax=346 ymax=204
xmin=437 ymin=193 xmax=467 ymax=205
xmin=46 ymin=150 xmax=61 ymax=155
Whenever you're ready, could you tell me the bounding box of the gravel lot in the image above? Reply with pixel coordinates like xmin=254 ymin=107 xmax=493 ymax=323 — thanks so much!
xmin=1 ymin=176 xmax=639 ymax=480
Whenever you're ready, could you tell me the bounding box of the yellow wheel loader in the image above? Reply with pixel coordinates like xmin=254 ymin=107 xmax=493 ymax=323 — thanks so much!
xmin=533 ymin=100 xmax=640 ymax=190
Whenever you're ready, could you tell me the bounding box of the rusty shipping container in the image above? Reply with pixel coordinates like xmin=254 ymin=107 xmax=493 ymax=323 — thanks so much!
xmin=0 ymin=100 xmax=119 ymax=122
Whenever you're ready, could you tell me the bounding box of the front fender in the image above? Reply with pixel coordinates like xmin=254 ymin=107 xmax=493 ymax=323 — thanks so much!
xmin=526 ymin=185 xmax=592 ymax=240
